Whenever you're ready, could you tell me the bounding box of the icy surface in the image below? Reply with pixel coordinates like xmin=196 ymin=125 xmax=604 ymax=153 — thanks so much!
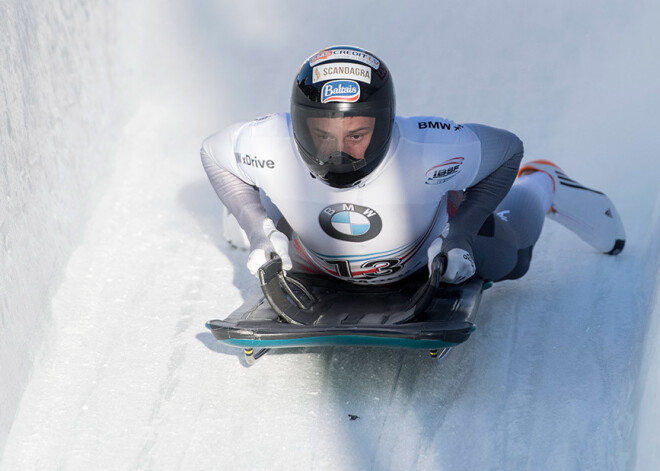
xmin=0 ymin=0 xmax=124 ymax=452
xmin=2 ymin=0 xmax=660 ymax=469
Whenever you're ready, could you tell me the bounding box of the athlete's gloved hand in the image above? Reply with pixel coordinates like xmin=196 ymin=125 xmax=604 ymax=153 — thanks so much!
xmin=246 ymin=218 xmax=293 ymax=275
xmin=427 ymin=232 xmax=476 ymax=285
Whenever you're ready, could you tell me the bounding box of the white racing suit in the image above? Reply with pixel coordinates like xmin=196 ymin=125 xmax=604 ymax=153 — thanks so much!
xmin=201 ymin=113 xmax=538 ymax=284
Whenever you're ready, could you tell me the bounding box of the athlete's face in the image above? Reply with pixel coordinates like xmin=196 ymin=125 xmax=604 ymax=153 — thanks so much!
xmin=307 ymin=116 xmax=376 ymax=160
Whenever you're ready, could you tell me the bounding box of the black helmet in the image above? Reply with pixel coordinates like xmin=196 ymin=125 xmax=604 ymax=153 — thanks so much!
xmin=291 ymin=46 xmax=395 ymax=188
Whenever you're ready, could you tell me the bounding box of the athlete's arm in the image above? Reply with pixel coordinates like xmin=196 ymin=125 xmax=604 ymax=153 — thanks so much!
xmin=201 ymin=127 xmax=292 ymax=273
xmin=446 ymin=124 xmax=524 ymax=247
xmin=429 ymin=124 xmax=523 ymax=282
xmin=201 ymin=150 xmax=269 ymax=241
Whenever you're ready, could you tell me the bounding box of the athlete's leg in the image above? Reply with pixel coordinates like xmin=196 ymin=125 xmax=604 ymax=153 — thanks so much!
xmin=472 ymin=171 xmax=554 ymax=281
xmin=516 ymin=160 xmax=625 ymax=254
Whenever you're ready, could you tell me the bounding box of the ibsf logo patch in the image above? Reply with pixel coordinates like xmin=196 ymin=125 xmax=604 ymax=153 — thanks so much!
xmin=425 ymin=157 xmax=464 ymax=185
xmin=319 ymin=203 xmax=382 ymax=242
xmin=321 ymin=80 xmax=360 ymax=103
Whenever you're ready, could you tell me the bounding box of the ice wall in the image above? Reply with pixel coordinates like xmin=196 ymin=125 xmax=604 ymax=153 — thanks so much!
xmin=0 ymin=0 xmax=125 ymax=454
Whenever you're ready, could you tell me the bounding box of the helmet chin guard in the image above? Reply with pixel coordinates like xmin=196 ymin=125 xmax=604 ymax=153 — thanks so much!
xmin=291 ymin=46 xmax=395 ymax=188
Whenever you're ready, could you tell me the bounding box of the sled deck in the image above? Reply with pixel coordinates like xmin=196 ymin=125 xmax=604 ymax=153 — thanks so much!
xmin=206 ymin=258 xmax=486 ymax=352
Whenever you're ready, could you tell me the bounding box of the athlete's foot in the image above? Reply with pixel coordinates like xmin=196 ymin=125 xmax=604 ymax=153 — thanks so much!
xmin=517 ymin=160 xmax=625 ymax=255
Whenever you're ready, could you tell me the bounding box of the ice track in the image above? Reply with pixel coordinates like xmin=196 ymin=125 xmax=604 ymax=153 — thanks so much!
xmin=2 ymin=0 xmax=660 ymax=469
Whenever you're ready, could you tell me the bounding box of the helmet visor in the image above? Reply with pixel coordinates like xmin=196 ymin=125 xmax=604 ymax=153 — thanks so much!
xmin=292 ymin=107 xmax=391 ymax=181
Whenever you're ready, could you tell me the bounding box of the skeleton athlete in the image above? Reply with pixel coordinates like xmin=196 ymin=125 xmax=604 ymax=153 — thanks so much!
xmin=201 ymin=45 xmax=625 ymax=287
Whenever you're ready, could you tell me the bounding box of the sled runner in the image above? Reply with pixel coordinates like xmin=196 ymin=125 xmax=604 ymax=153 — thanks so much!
xmin=206 ymin=257 xmax=487 ymax=363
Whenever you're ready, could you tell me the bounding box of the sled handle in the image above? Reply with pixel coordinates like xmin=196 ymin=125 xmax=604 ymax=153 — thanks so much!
xmin=429 ymin=252 xmax=448 ymax=289
xmin=405 ymin=253 xmax=448 ymax=317
xmin=258 ymin=257 xmax=317 ymax=325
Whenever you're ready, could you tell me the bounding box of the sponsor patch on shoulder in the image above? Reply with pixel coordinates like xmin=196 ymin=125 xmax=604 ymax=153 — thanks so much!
xmin=321 ymin=80 xmax=360 ymax=103
xmin=313 ymin=62 xmax=371 ymax=84
xmin=237 ymin=153 xmax=275 ymax=169
xmin=425 ymin=157 xmax=464 ymax=185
